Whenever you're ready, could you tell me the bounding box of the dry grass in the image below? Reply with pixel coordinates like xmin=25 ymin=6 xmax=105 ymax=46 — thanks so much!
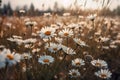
xmin=0 ymin=14 xmax=120 ymax=80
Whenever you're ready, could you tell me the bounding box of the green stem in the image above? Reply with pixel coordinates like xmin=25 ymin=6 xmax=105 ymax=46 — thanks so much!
xmin=53 ymin=53 xmax=67 ymax=77
xmin=66 ymin=37 xmax=68 ymax=47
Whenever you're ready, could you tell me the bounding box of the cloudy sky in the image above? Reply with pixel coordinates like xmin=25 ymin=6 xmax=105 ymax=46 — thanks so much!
xmin=1 ymin=0 xmax=120 ymax=10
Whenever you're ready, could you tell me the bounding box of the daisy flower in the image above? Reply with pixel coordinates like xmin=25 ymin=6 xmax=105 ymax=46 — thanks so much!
xmin=24 ymin=44 xmax=32 ymax=48
xmin=69 ymin=69 xmax=80 ymax=78
xmin=45 ymin=42 xmax=62 ymax=53
xmin=39 ymin=26 xmax=56 ymax=39
xmin=109 ymin=44 xmax=117 ymax=48
xmin=59 ymin=28 xmax=73 ymax=37
xmin=95 ymin=69 xmax=112 ymax=79
xmin=0 ymin=45 xmax=5 ymax=48
xmin=12 ymin=35 xmax=22 ymax=39
xmin=67 ymin=23 xmax=79 ymax=29
xmin=99 ymin=37 xmax=110 ymax=42
xmin=91 ymin=59 xmax=108 ymax=68
xmin=32 ymin=48 xmax=40 ymax=53
xmin=102 ymin=46 xmax=109 ymax=50
xmin=73 ymin=38 xmax=88 ymax=47
xmin=32 ymin=33 xmax=38 ymax=36
xmin=72 ymin=58 xmax=85 ymax=67
xmin=21 ymin=52 xmax=32 ymax=60
xmin=23 ymin=38 xmax=37 ymax=44
xmin=55 ymin=37 xmax=63 ymax=44
xmin=0 ymin=52 xmax=6 ymax=69
xmin=1 ymin=48 xmax=10 ymax=53
xmin=7 ymin=37 xmax=23 ymax=45
xmin=63 ymin=12 xmax=71 ymax=16
xmin=0 ymin=45 xmax=5 ymax=51
xmin=87 ymin=14 xmax=97 ymax=21
xmin=5 ymin=22 xmax=12 ymax=28
xmin=25 ymin=21 xmax=37 ymax=27
xmin=51 ymin=24 xmax=59 ymax=29
xmin=44 ymin=13 xmax=52 ymax=17
xmin=6 ymin=52 xmax=21 ymax=66
xmin=62 ymin=45 xmax=76 ymax=55
xmin=19 ymin=9 xmax=25 ymax=14
xmin=38 ymin=55 xmax=54 ymax=65
xmin=43 ymin=38 xmax=49 ymax=42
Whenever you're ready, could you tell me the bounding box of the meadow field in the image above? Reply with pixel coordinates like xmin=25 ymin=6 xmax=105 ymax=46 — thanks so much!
xmin=0 ymin=13 xmax=120 ymax=80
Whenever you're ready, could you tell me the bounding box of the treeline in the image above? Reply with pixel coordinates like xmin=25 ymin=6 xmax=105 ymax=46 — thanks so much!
xmin=0 ymin=2 xmax=65 ymax=16
xmin=0 ymin=2 xmax=120 ymax=16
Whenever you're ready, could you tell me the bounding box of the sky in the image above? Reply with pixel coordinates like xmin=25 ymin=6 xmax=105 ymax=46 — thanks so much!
xmin=1 ymin=0 xmax=120 ymax=10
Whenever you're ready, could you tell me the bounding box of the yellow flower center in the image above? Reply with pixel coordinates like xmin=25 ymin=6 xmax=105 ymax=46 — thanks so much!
xmin=43 ymin=59 xmax=50 ymax=63
xmin=64 ymin=33 xmax=69 ymax=36
xmin=24 ymin=56 xmax=28 ymax=59
xmin=100 ymin=74 xmax=107 ymax=78
xmin=72 ymin=72 xmax=77 ymax=76
xmin=76 ymin=62 xmax=81 ymax=66
xmin=95 ymin=62 xmax=101 ymax=67
xmin=53 ymin=48 xmax=57 ymax=51
xmin=7 ymin=54 xmax=14 ymax=60
xmin=45 ymin=31 xmax=51 ymax=36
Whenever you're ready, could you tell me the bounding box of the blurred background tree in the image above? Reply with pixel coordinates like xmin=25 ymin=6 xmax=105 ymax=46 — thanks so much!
xmin=0 ymin=1 xmax=120 ymax=16
xmin=0 ymin=0 xmax=1 ymax=6
xmin=28 ymin=3 xmax=35 ymax=16
xmin=113 ymin=6 xmax=120 ymax=16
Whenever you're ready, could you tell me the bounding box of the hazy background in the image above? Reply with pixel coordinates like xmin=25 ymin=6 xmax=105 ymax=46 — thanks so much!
xmin=2 ymin=0 xmax=120 ymax=10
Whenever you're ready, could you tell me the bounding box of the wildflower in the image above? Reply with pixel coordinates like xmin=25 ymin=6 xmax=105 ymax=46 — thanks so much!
xmin=6 ymin=52 xmax=21 ymax=66
xmin=55 ymin=37 xmax=63 ymax=44
xmin=0 ymin=52 xmax=6 ymax=69
xmin=23 ymin=38 xmax=37 ymax=44
xmin=38 ymin=55 xmax=54 ymax=65
xmin=91 ymin=59 xmax=108 ymax=68
xmin=21 ymin=52 xmax=32 ymax=60
xmin=25 ymin=21 xmax=37 ymax=27
xmin=51 ymin=24 xmax=59 ymax=29
xmin=5 ymin=22 xmax=12 ymax=28
xmin=12 ymin=35 xmax=22 ymax=39
xmin=43 ymin=38 xmax=49 ymax=42
xmin=95 ymin=69 xmax=112 ymax=79
xmin=39 ymin=26 xmax=56 ymax=39
xmin=7 ymin=37 xmax=23 ymax=45
xmin=73 ymin=38 xmax=88 ymax=47
xmin=37 ymin=42 xmax=42 ymax=46
xmin=32 ymin=33 xmax=37 ymax=36
xmin=59 ymin=28 xmax=73 ymax=37
xmin=45 ymin=42 xmax=61 ymax=53
xmin=72 ymin=58 xmax=85 ymax=67
xmin=99 ymin=37 xmax=110 ymax=42
xmin=102 ymin=46 xmax=109 ymax=50
xmin=1 ymin=48 xmax=11 ymax=55
xmin=67 ymin=23 xmax=79 ymax=29
xmin=63 ymin=13 xmax=70 ymax=16
xmin=32 ymin=48 xmax=40 ymax=53
xmin=55 ymin=22 xmax=63 ymax=28
xmin=62 ymin=45 xmax=76 ymax=55
xmin=19 ymin=9 xmax=25 ymax=14
xmin=69 ymin=69 xmax=80 ymax=78
xmin=44 ymin=13 xmax=52 ymax=17
xmin=24 ymin=44 xmax=32 ymax=48
xmin=87 ymin=14 xmax=97 ymax=21
xmin=0 ymin=45 xmax=5 ymax=50
xmin=109 ymin=44 xmax=117 ymax=48
xmin=112 ymin=40 xmax=120 ymax=44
